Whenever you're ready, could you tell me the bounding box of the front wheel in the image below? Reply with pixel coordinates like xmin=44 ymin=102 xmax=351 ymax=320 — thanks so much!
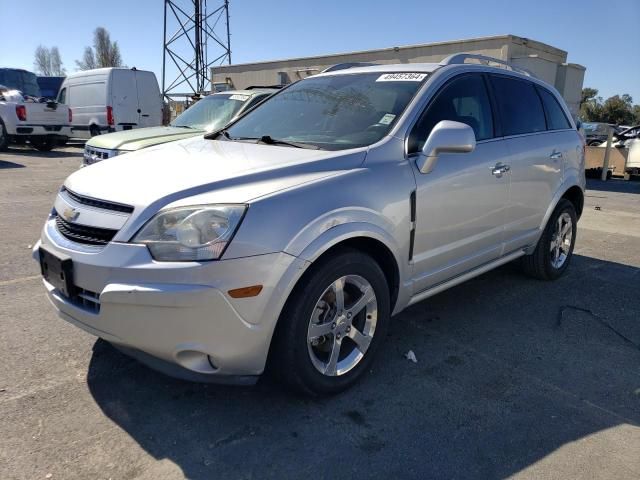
xmin=270 ymin=248 xmax=390 ymax=396
xmin=520 ymin=199 xmax=577 ymax=280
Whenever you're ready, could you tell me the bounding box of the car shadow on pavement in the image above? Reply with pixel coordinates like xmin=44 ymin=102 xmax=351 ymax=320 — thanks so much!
xmin=586 ymin=178 xmax=640 ymax=195
xmin=86 ymin=254 xmax=640 ymax=479
xmin=2 ymin=146 xmax=82 ymax=159
xmin=0 ymin=159 xmax=25 ymax=169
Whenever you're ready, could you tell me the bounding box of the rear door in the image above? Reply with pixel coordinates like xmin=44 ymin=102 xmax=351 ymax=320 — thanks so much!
xmin=409 ymin=73 xmax=511 ymax=293
xmin=134 ymin=71 xmax=162 ymax=128
xmin=489 ymin=75 xmax=566 ymax=252
xmin=110 ymin=70 xmax=138 ymax=130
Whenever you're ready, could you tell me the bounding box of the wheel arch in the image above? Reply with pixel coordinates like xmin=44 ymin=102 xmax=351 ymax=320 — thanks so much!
xmin=293 ymin=223 xmax=407 ymax=314
xmin=561 ymin=185 xmax=584 ymax=219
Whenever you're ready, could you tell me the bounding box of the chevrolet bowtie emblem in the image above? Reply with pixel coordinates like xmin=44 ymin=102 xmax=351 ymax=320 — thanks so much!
xmin=62 ymin=207 xmax=80 ymax=222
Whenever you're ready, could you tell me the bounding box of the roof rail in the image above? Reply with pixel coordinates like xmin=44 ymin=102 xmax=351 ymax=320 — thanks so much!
xmin=440 ymin=53 xmax=534 ymax=77
xmin=245 ymin=85 xmax=284 ymax=90
xmin=321 ymin=62 xmax=379 ymax=73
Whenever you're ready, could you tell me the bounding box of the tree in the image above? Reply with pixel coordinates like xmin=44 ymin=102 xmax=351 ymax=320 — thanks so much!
xmin=34 ymin=45 xmax=66 ymax=76
xmin=50 ymin=47 xmax=65 ymax=76
xmin=580 ymin=87 xmax=599 ymax=108
xmin=579 ymin=87 xmax=640 ymax=125
xmin=75 ymin=27 xmax=124 ymax=70
xmin=76 ymin=46 xmax=96 ymax=70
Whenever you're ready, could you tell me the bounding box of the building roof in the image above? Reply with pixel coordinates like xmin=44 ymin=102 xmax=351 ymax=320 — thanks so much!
xmin=214 ymin=34 xmax=568 ymax=71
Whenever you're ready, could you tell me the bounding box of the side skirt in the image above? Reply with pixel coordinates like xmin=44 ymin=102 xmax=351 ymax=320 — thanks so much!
xmin=406 ymin=249 xmax=526 ymax=308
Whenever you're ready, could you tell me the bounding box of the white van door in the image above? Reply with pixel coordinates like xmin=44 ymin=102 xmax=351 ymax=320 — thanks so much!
xmin=110 ymin=70 xmax=139 ymax=130
xmin=134 ymin=70 xmax=162 ymax=128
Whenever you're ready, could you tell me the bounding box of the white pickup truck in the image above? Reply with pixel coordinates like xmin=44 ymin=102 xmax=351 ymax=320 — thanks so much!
xmin=0 ymin=68 xmax=71 ymax=151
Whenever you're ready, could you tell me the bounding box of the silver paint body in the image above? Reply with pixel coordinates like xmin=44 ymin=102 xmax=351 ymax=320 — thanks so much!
xmin=34 ymin=63 xmax=585 ymax=381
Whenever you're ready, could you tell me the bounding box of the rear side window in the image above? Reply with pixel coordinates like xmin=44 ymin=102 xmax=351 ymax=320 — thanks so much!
xmin=408 ymin=74 xmax=494 ymax=153
xmin=58 ymin=87 xmax=67 ymax=104
xmin=537 ymin=87 xmax=571 ymax=130
xmin=491 ymin=76 xmax=546 ymax=136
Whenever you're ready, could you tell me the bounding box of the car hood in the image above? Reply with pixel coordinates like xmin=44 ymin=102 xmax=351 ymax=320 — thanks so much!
xmin=86 ymin=126 xmax=204 ymax=151
xmin=66 ymin=136 xmax=366 ymax=209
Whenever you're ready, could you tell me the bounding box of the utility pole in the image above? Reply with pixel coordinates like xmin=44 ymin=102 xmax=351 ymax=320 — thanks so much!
xmin=162 ymin=0 xmax=232 ymax=102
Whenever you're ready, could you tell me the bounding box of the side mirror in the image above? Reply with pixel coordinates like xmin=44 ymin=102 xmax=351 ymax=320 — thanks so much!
xmin=416 ymin=120 xmax=476 ymax=174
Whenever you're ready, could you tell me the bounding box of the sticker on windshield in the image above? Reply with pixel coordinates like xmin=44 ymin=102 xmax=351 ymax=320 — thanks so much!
xmin=379 ymin=113 xmax=396 ymax=125
xmin=376 ymin=73 xmax=427 ymax=82
xmin=229 ymin=94 xmax=250 ymax=101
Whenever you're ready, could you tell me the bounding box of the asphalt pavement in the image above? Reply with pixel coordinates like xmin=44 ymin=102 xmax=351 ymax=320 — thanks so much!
xmin=1 ymin=146 xmax=639 ymax=480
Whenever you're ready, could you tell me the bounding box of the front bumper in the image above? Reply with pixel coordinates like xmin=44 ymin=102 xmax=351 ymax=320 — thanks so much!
xmin=34 ymin=222 xmax=306 ymax=382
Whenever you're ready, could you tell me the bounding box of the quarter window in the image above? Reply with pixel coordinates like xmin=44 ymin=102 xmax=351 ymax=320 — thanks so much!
xmin=58 ymin=87 xmax=67 ymax=105
xmin=537 ymin=87 xmax=571 ymax=130
xmin=408 ymin=74 xmax=494 ymax=154
xmin=490 ymin=76 xmax=546 ymax=136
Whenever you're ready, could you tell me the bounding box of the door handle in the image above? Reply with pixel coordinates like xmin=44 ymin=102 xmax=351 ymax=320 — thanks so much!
xmin=491 ymin=163 xmax=510 ymax=178
xmin=141 ymin=114 xmax=150 ymax=117
xmin=550 ymin=150 xmax=563 ymax=160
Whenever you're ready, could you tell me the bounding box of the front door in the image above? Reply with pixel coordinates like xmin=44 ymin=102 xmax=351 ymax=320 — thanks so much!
xmin=408 ymin=73 xmax=511 ymax=293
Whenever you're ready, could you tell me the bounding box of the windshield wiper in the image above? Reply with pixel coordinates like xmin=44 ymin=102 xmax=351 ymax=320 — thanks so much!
xmin=256 ymin=135 xmax=320 ymax=149
xmin=171 ymin=124 xmax=196 ymax=129
xmin=204 ymin=128 xmax=231 ymax=140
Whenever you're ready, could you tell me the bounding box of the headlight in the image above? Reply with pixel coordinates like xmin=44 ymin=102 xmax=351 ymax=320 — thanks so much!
xmin=132 ymin=205 xmax=246 ymax=261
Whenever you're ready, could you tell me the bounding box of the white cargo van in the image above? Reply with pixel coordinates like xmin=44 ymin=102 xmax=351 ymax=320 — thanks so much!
xmin=58 ymin=68 xmax=162 ymax=139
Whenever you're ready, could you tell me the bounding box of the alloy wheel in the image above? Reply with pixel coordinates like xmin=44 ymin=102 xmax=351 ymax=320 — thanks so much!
xmin=550 ymin=212 xmax=573 ymax=269
xmin=307 ymin=275 xmax=378 ymax=376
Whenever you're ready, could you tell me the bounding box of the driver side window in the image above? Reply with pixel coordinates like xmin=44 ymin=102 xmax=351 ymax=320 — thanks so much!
xmin=408 ymin=74 xmax=494 ymax=154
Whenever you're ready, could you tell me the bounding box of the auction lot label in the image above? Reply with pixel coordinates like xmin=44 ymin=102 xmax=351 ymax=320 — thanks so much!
xmin=376 ymin=73 xmax=428 ymax=82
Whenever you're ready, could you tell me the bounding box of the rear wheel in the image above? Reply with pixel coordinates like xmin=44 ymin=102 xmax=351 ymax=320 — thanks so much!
xmin=520 ymin=199 xmax=577 ymax=280
xmin=0 ymin=119 xmax=8 ymax=151
xmin=270 ymin=248 xmax=390 ymax=396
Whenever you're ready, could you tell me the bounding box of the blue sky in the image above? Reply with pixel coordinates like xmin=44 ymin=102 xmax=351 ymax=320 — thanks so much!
xmin=1 ymin=0 xmax=639 ymax=102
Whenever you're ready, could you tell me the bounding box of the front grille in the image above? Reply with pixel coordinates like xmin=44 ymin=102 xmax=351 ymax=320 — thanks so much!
xmin=55 ymin=214 xmax=118 ymax=246
xmin=63 ymin=187 xmax=134 ymax=214
xmin=71 ymin=287 xmax=101 ymax=313
xmin=84 ymin=146 xmax=110 ymax=160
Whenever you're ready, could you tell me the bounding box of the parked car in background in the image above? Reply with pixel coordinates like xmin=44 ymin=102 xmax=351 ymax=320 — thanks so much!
xmin=34 ymin=56 xmax=585 ymax=395
xmin=58 ymin=67 xmax=162 ymax=139
xmin=582 ymin=122 xmax=613 ymax=145
xmin=0 ymin=68 xmax=70 ymax=151
xmin=595 ymin=124 xmax=640 ymax=148
xmin=37 ymin=76 xmax=66 ymax=100
xmin=83 ymin=88 xmax=276 ymax=165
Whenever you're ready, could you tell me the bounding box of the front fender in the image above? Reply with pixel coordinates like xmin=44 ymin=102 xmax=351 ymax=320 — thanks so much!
xmin=290 ymin=220 xmax=412 ymax=315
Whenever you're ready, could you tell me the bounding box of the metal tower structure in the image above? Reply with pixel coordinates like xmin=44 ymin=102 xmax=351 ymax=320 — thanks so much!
xmin=162 ymin=0 xmax=231 ymax=101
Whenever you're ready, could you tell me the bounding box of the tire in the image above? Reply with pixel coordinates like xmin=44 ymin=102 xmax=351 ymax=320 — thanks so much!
xmin=520 ymin=199 xmax=577 ymax=281
xmin=31 ymin=138 xmax=56 ymax=152
xmin=0 ymin=119 xmax=9 ymax=151
xmin=270 ymin=248 xmax=390 ymax=396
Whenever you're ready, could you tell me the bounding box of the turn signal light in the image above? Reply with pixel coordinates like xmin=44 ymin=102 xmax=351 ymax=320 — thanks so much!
xmin=16 ymin=105 xmax=27 ymax=121
xmin=228 ymin=285 xmax=263 ymax=298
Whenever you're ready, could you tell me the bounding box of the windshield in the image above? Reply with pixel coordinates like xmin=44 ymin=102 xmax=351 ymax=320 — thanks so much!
xmin=171 ymin=93 xmax=250 ymax=131
xmin=223 ymin=72 xmax=427 ymax=150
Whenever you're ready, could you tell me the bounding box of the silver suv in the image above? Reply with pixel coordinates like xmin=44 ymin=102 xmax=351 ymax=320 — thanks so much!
xmin=34 ymin=55 xmax=585 ymax=395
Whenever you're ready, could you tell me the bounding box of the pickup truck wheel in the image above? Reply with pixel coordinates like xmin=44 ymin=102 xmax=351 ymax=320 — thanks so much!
xmin=521 ymin=199 xmax=577 ymax=281
xmin=0 ymin=119 xmax=8 ymax=151
xmin=270 ymin=248 xmax=390 ymax=396
xmin=31 ymin=138 xmax=56 ymax=152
